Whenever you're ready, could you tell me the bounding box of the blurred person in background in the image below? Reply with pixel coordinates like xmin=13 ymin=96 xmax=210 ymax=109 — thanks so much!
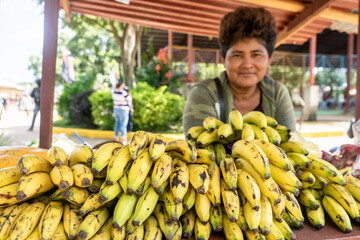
xmin=28 ymin=79 xmax=41 ymax=131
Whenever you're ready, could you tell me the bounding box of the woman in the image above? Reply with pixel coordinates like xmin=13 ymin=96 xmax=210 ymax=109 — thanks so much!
xmin=182 ymin=7 xmax=296 ymax=134
xmin=112 ymin=80 xmax=131 ymax=145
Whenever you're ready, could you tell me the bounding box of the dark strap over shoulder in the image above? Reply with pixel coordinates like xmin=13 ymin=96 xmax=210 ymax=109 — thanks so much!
xmin=214 ymin=77 xmax=226 ymax=122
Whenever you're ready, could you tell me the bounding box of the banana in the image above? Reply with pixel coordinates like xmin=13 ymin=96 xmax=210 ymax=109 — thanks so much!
xmin=47 ymin=146 xmax=68 ymax=167
xmin=323 ymin=183 xmax=360 ymax=220
xmin=322 ymin=195 xmax=352 ymax=233
xmin=77 ymin=207 xmax=109 ymax=240
xmin=88 ymin=178 xmax=104 ymax=193
xmin=10 ymin=202 xmax=46 ymax=240
xmin=181 ymin=208 xmax=196 ymax=239
xmin=269 ymin=163 xmax=302 ymax=190
xmin=275 ymin=125 xmax=291 ymax=143
xmin=149 ymin=134 xmax=167 ymax=161
xmin=112 ymin=193 xmax=138 ymax=228
xmin=151 ymin=153 xmax=172 ymax=190
xmin=188 ymin=139 xmax=198 ymax=149
xmin=163 ymin=185 xmax=183 ymax=221
xmin=90 ymin=217 xmax=112 ymax=240
xmin=187 ymin=126 xmax=207 ymax=140
xmin=206 ymin=163 xmax=221 ymax=207
xmin=219 ymin=157 xmax=237 ymax=191
xmin=311 ymin=158 xmax=345 ymax=185
xmin=311 ymin=176 xmax=325 ymax=189
xmin=69 ymin=208 xmax=82 ymax=240
xmin=237 ymin=169 xmax=261 ymax=210
xmin=298 ymin=189 xmax=320 ymax=210
xmin=286 ymin=153 xmax=310 ymax=169
xmin=220 ymin=210 xmax=244 ymax=240
xmin=24 ymin=222 xmax=40 ymax=240
xmin=195 ymin=192 xmax=211 ymax=224
xmin=50 ymin=221 xmax=67 ymax=240
xmin=287 ymin=158 xmax=299 ymax=172
xmin=61 ymin=185 xmax=90 ymax=206
xmin=307 ymin=157 xmax=338 ymax=180
xmin=166 ymin=139 xmax=197 ymax=163
xmin=170 ymin=158 xmax=190 ymax=204
xmin=264 ymin=126 xmax=281 ymax=146
xmin=259 ymin=195 xmax=272 ymax=236
xmin=0 ymin=203 xmax=30 ymax=239
xmin=279 ymin=141 xmax=308 ymax=156
xmin=0 ymin=167 xmax=21 ymax=188
xmin=232 ymin=140 xmax=271 ymax=180
xmin=235 ymin=158 xmax=282 ymax=206
xmin=17 ymin=154 xmax=52 ymax=176
xmin=229 ymin=109 xmax=243 ymax=136
xmin=217 ymin=123 xmax=235 ymax=142
xmin=283 ymin=192 xmax=304 ymax=223
xmin=71 ymin=163 xmax=93 ymax=187
xmin=196 ymin=129 xmax=222 ymax=147
xmin=297 ymin=170 xmax=315 ymax=185
xmin=0 ymin=183 xmax=18 ymax=206
xmin=127 ymin=223 xmax=144 ymax=240
xmin=127 ymin=148 xmax=153 ymax=195
xmin=273 ymin=218 xmax=295 ymax=240
xmin=283 ymin=210 xmax=303 ymax=229
xmin=183 ymin=185 xmax=196 ymax=211
xmin=241 ymin=123 xmax=255 ymax=141
xmin=154 ymin=179 xmax=169 ymax=196
xmin=271 ymin=192 xmax=285 ymax=221
xmin=69 ymin=144 xmax=93 ymax=167
xmin=152 ymin=203 xmax=172 ymax=240
xmin=266 ymin=221 xmax=285 ymax=240
xmin=136 ymin=174 xmax=151 ymax=197
xmin=251 ymin=140 xmax=291 ymax=171
xmin=49 ymin=189 xmax=65 ymax=201
xmin=209 ymin=204 xmax=222 ymax=232
xmin=78 ymin=192 xmax=104 ymax=216
xmin=237 ymin=201 xmax=249 ymax=231
xmin=50 ymin=165 xmax=74 ymax=190
xmin=203 ymin=117 xmax=224 ymax=132
xmin=91 ymin=142 xmax=123 ymax=175
xmin=221 ymin=179 xmax=239 ymax=223
xmin=243 ymin=111 xmax=267 ymax=130
xmin=344 ymin=181 xmax=360 ymax=202
xmin=214 ymin=143 xmax=226 ymax=165
xmin=194 ymin=217 xmax=211 ymax=240
xmin=250 ymin=124 xmax=269 ymax=142
xmin=144 ymin=215 xmax=162 ymax=240
xmin=99 ymin=181 xmax=122 ymax=204
xmin=38 ymin=201 xmax=63 ymax=240
xmin=265 ymin=116 xmax=278 ymax=128
xmin=188 ymin=164 xmax=209 ymax=195
xmin=239 ymin=190 xmax=260 ymax=233
xmin=16 ymin=172 xmax=55 ymax=201
xmin=104 ymin=145 xmax=131 ymax=186
xmin=129 ymin=130 xmax=150 ymax=160
xmin=195 ymin=149 xmax=215 ymax=165
xmin=132 ymin=186 xmax=160 ymax=226
xmin=62 ymin=204 xmax=70 ymax=237
xmin=306 ymin=200 xmax=325 ymax=230
xmin=111 ymin=223 xmax=126 ymax=240
xmin=244 ymin=229 xmax=265 ymax=240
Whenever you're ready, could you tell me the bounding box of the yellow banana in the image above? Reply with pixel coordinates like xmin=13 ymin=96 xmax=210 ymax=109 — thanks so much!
xmin=311 ymin=158 xmax=345 ymax=185
xmin=306 ymin=200 xmax=325 ymax=230
xmin=135 ymin=174 xmax=151 ymax=197
xmin=10 ymin=202 xmax=46 ymax=240
xmin=236 ymin=169 xmax=261 ymax=211
xmin=344 ymin=181 xmax=360 ymax=202
xmin=195 ymin=192 xmax=211 ymax=224
xmin=206 ymin=163 xmax=221 ymax=207
xmin=298 ymin=189 xmax=320 ymax=210
xmin=250 ymin=124 xmax=269 ymax=142
xmin=154 ymin=179 xmax=169 ymax=196
xmin=196 ymin=129 xmax=222 ymax=148
xmin=265 ymin=116 xmax=278 ymax=128
xmin=239 ymin=190 xmax=260 ymax=233
xmin=203 ymin=117 xmax=224 ymax=132
xmin=181 ymin=208 xmax=196 ymax=239
xmin=266 ymin=221 xmax=285 ymax=240
xmin=237 ymin=201 xmax=249 ymax=231
xmin=275 ymin=125 xmax=290 ymax=143
xmin=188 ymin=164 xmax=209 ymax=195
xmin=264 ymin=126 xmax=281 ymax=146
xmin=163 ymin=185 xmax=182 ymax=221
xmin=69 ymin=208 xmax=82 ymax=240
xmin=259 ymin=195 xmax=272 ymax=236
xmin=209 ymin=204 xmax=222 ymax=232
xmin=223 ymin=209 xmax=243 ymax=240
xmin=24 ymin=222 xmax=40 ymax=240
xmin=186 ymin=126 xmax=207 ymax=140
xmin=127 ymin=223 xmax=144 ymax=240
xmin=112 ymin=193 xmax=138 ymax=228
xmin=132 ymin=186 xmax=160 ymax=226
xmin=50 ymin=221 xmax=67 ymax=240
xmin=71 ymin=163 xmax=93 ymax=187
xmin=62 ymin=204 xmax=70 ymax=237
xmin=78 ymin=192 xmax=104 ymax=216
xmin=17 ymin=154 xmax=52 ymax=176
xmin=232 ymin=140 xmax=271 ymax=179
xmin=286 ymin=153 xmax=310 ymax=169
xmin=307 ymin=157 xmax=338 ymax=179
xmin=219 ymin=157 xmax=237 ymax=191
xmin=127 ymin=148 xmax=153 ymax=195
xmin=47 ymin=146 xmax=68 ymax=167
xmin=69 ymin=144 xmax=93 ymax=167
xmin=241 ymin=123 xmax=255 ymax=141
xmin=283 ymin=210 xmax=303 ymax=229
xmin=0 ymin=167 xmax=21 ymax=188
xmin=61 ymin=185 xmax=90 ymax=206
xmin=273 ymin=217 xmax=295 ymax=240
xmin=38 ymin=201 xmax=63 ymax=240
xmin=194 ymin=217 xmax=211 ymax=240
xmin=90 ymin=217 xmax=112 ymax=240
xmin=129 ymin=130 xmax=150 ymax=160
xmin=297 ymin=170 xmax=315 ymax=185
xmin=229 ymin=109 xmax=243 ymax=137
xmin=195 ymin=149 xmax=215 ymax=165
xmin=98 ymin=181 xmax=122 ymax=204
xmin=16 ymin=172 xmax=55 ymax=201
xmin=217 ymin=123 xmax=235 ymax=142
xmin=243 ymin=111 xmax=267 ymax=130
xmin=221 ymin=179 xmax=239 ymax=223
xmin=287 ymin=157 xmax=299 ymax=172
xmin=269 ymin=163 xmax=302 ymax=190
xmin=50 ymin=165 xmax=74 ymax=190
xmin=149 ymin=134 xmax=167 ymax=161
xmin=111 ymin=223 xmax=125 ymax=240
xmin=283 ymin=192 xmax=304 ymax=222
xmin=244 ymin=229 xmax=265 ymax=240
xmin=151 ymin=153 xmax=172 ymax=189
xmin=322 ymin=195 xmax=352 ymax=233
xmin=169 ymin=158 xmax=189 ymax=204
xmin=144 ymin=215 xmax=162 ymax=240
xmin=0 ymin=183 xmax=18 ymax=207
xmin=91 ymin=142 xmax=123 ymax=175
xmin=88 ymin=178 xmax=104 ymax=193
xmin=77 ymin=207 xmax=109 ymax=240
xmin=0 ymin=203 xmax=30 ymax=239
xmin=153 ymin=203 xmax=180 ymax=240
xmin=166 ymin=139 xmax=197 ymax=163
xmin=183 ymin=185 xmax=196 ymax=211
xmin=279 ymin=141 xmax=309 ymax=156
xmin=271 ymin=192 xmax=285 ymax=222
xmin=105 ymin=145 xmax=131 ymax=186
xmin=214 ymin=143 xmax=226 ymax=165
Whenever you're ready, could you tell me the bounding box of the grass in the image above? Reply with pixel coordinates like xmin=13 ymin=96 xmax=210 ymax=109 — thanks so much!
xmin=0 ymin=132 xmax=12 ymax=146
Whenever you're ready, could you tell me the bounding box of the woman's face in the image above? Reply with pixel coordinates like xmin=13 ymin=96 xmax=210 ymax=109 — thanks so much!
xmin=222 ymin=38 xmax=272 ymax=89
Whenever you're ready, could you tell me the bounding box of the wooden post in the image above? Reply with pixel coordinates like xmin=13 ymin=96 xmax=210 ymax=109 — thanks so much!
xmin=356 ymin=1 xmax=360 ymax=121
xmin=346 ymin=33 xmax=354 ymax=114
xmin=309 ymin=36 xmax=317 ymax=86
xmin=187 ymin=34 xmax=193 ymax=82
xmin=168 ymin=30 xmax=173 ymax=78
xmin=39 ymin=0 xmax=59 ymax=149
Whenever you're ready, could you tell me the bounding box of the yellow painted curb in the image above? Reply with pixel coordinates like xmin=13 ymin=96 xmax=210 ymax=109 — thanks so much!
xmin=300 ymin=131 xmax=344 ymax=138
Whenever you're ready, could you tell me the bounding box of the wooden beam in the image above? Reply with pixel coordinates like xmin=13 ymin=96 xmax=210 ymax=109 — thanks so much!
xmin=61 ymin=0 xmax=71 ymax=22
xmin=309 ymin=36 xmax=317 ymax=86
xmin=319 ymin=8 xmax=358 ymax=24
xmin=345 ymin=33 xmax=354 ymax=114
xmin=40 ymin=0 xmax=60 ymax=149
xmin=235 ymin=0 xmax=305 ymax=12
xmin=187 ymin=34 xmax=193 ymax=82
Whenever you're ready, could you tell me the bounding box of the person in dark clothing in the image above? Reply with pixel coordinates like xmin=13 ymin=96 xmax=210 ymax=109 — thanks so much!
xmin=28 ymin=79 xmax=41 ymax=131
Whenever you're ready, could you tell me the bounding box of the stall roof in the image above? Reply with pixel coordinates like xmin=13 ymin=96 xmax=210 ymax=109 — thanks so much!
xmin=62 ymin=0 xmax=359 ymax=47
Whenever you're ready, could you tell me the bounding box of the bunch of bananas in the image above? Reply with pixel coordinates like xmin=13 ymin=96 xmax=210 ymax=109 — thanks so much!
xmin=0 ymin=110 xmax=359 ymax=240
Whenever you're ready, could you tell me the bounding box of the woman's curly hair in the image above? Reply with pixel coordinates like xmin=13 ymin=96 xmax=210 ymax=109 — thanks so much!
xmin=219 ymin=7 xmax=277 ymax=58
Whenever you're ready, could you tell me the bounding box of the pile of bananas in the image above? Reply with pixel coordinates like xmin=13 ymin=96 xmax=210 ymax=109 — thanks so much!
xmin=0 ymin=110 xmax=359 ymax=240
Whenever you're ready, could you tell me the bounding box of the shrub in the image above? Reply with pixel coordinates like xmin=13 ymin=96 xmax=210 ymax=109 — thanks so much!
xmin=88 ymin=88 xmax=114 ymax=130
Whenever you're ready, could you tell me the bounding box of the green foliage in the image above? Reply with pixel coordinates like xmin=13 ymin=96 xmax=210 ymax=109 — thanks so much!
xmin=0 ymin=132 xmax=11 ymax=146
xmin=88 ymin=88 xmax=114 ymax=130
xmin=132 ymin=82 xmax=185 ymax=132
